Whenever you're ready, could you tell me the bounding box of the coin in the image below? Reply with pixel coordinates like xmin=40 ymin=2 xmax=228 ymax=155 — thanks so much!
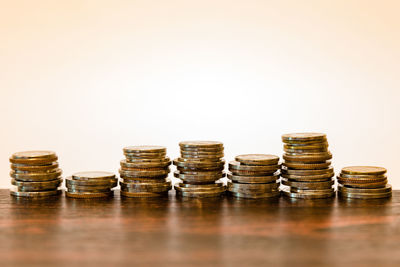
xmin=11 ymin=178 xmax=62 ymax=191
xmin=228 ymin=191 xmax=280 ymax=199
xmin=338 ymin=184 xmax=392 ymax=194
xmin=10 ymin=169 xmax=62 ymax=181
xmin=174 ymin=184 xmax=226 ymax=193
xmin=227 ymin=182 xmax=279 ymax=193
xmin=284 ymin=148 xmax=328 ymax=154
xmin=281 ymin=178 xmax=334 ymax=189
xmin=227 ymin=172 xmax=279 ymax=184
xmin=72 ymin=171 xmax=116 ymax=181
xmin=176 ymin=182 xmax=223 ymax=188
xmin=281 ymin=166 xmax=334 ymax=176
xmin=339 ymin=173 xmax=386 ymax=179
xmin=173 ymin=158 xmax=225 ymax=168
xmin=123 ymin=145 xmax=166 ymax=154
xmin=11 ymin=162 xmax=59 ymax=172
xmin=282 ymin=161 xmax=331 ymax=170
xmin=120 ymin=181 xmax=171 ymax=192
xmin=282 ymin=189 xmax=335 ymax=199
xmin=119 ymin=168 xmax=170 ymax=178
xmin=341 ymin=166 xmax=387 ymax=175
xmin=121 ymin=177 xmax=168 ymax=183
xmin=281 ymin=173 xmax=334 ymax=182
xmin=341 ymin=181 xmax=387 ymax=189
xmin=283 ymin=152 xmax=332 ymax=162
xmin=179 ymin=141 xmax=223 ymax=149
xmin=284 ymin=143 xmax=328 ymax=150
xmin=234 ymin=154 xmax=279 ymax=166
xmin=337 ymin=176 xmax=387 ymax=183
xmin=229 ymin=161 xmax=279 ymax=171
xmin=173 ymin=171 xmax=223 ymax=184
xmin=338 ymin=191 xmax=392 ymax=199
xmin=175 ymin=190 xmax=225 ymax=198
xmin=66 ymin=191 xmax=114 ymax=198
xmin=67 ymin=188 xmax=111 ymax=193
xmin=120 ymin=190 xmax=168 ymax=198
xmin=282 ymin=133 xmax=326 ymax=142
xmin=290 ymin=188 xmax=335 ymax=194
xmin=125 ymin=152 xmax=167 ymax=159
xmin=10 ymin=189 xmax=62 ymax=198
xmin=125 ymin=157 xmax=171 ymax=163
xmin=120 ymin=159 xmax=171 ymax=169
xmin=65 ymin=176 xmax=117 ymax=187
xmin=10 ymin=151 xmax=58 ymax=165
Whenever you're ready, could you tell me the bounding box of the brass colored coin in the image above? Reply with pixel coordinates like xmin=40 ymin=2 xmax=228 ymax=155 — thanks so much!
xmin=281 ymin=178 xmax=334 ymax=189
xmin=12 ymin=178 xmax=62 ymax=191
xmin=339 ymin=180 xmax=387 ymax=189
xmin=121 ymin=185 xmax=171 ymax=193
xmin=175 ymin=190 xmax=225 ymax=198
xmin=125 ymin=152 xmax=166 ymax=159
xmin=227 ymin=182 xmax=279 ymax=193
xmin=283 ymin=152 xmax=332 ymax=162
xmin=120 ymin=190 xmax=168 ymax=198
xmin=338 ymin=191 xmax=392 ymax=199
xmin=11 ymin=162 xmax=59 ymax=172
xmin=227 ymin=172 xmax=279 ymax=184
xmin=125 ymin=157 xmax=171 ymax=163
xmin=180 ymin=154 xmax=224 ymax=160
xmin=10 ymin=189 xmax=62 ymax=198
xmin=123 ymin=145 xmax=166 ymax=154
xmin=338 ymin=184 xmax=392 ymax=194
xmin=10 ymin=169 xmax=62 ymax=181
xmin=341 ymin=166 xmax=387 ymax=176
xmin=282 ymin=133 xmax=326 ymax=142
xmin=177 ymin=157 xmax=222 ymax=163
xmin=282 ymin=189 xmax=335 ymax=199
xmin=67 ymin=188 xmax=111 ymax=193
xmin=235 ymin=154 xmax=279 ymax=166
xmin=10 ymin=151 xmax=58 ymax=165
xmin=174 ymin=184 xmax=226 ymax=193
xmin=290 ymin=188 xmax=335 ymax=194
xmin=177 ymin=182 xmax=223 ymax=188
xmin=282 ymin=161 xmax=331 ymax=170
xmin=230 ymin=169 xmax=277 ymax=176
xmin=177 ymin=166 xmax=224 ymax=173
xmin=229 ymin=161 xmax=279 ymax=172
xmin=120 ymin=166 xmax=169 ymax=172
xmin=179 ymin=141 xmax=223 ymax=149
xmin=173 ymin=158 xmax=225 ymax=169
xmin=339 ymin=173 xmax=386 ymax=179
xmin=66 ymin=184 xmax=113 ymax=191
xmin=66 ymin=191 xmax=114 ymax=198
xmin=120 ymin=181 xmax=171 ymax=191
xmin=119 ymin=169 xmax=169 ymax=178
xmin=72 ymin=171 xmax=116 ymax=181
xmin=65 ymin=176 xmax=117 ymax=187
xmin=282 ymin=173 xmax=334 ymax=182
xmin=228 ymin=191 xmax=280 ymax=199
xmin=173 ymin=171 xmax=223 ymax=184
xmin=337 ymin=176 xmax=387 ymax=183
xmin=121 ymin=177 xmax=168 ymax=183
xmin=120 ymin=159 xmax=171 ymax=169
xmin=284 ymin=148 xmax=328 ymax=154
xmin=281 ymin=166 xmax=334 ymax=176
xmin=181 ymin=150 xmax=224 ymax=156
xmin=284 ymin=143 xmax=328 ymax=150
xmin=180 ymin=146 xmax=223 ymax=153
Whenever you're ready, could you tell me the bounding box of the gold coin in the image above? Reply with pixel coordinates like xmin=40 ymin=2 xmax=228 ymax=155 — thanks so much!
xmin=284 ymin=148 xmax=328 ymax=154
xmin=120 ymin=159 xmax=171 ymax=169
xmin=67 ymin=188 xmax=112 ymax=193
xmin=11 ymin=162 xmax=59 ymax=172
xmin=227 ymin=172 xmax=279 ymax=184
xmin=290 ymin=188 xmax=334 ymax=194
xmin=120 ymin=181 xmax=171 ymax=191
xmin=339 ymin=180 xmax=387 ymax=189
xmin=283 ymin=152 xmax=332 ymax=162
xmin=125 ymin=152 xmax=167 ymax=159
xmin=282 ymin=161 xmax=331 ymax=170
xmin=123 ymin=145 xmax=166 ymax=154
xmin=120 ymin=190 xmax=169 ymax=197
xmin=173 ymin=158 xmax=224 ymax=168
xmin=341 ymin=166 xmax=387 ymax=175
xmin=125 ymin=157 xmax=171 ymax=163
xmin=177 ymin=182 xmax=223 ymax=188
xmin=228 ymin=191 xmax=280 ymax=199
xmin=174 ymin=184 xmax=226 ymax=193
xmin=337 ymin=176 xmax=387 ymax=183
xmin=281 ymin=166 xmax=334 ymax=176
xmin=282 ymin=188 xmax=335 ymax=199
xmin=119 ymin=168 xmax=169 ymax=178
xmin=175 ymin=190 xmax=225 ymax=198
xmin=66 ymin=191 xmax=114 ymax=198
xmin=338 ymin=184 xmax=392 ymax=194
xmin=229 ymin=161 xmax=279 ymax=172
xmin=11 ymin=178 xmax=62 ymax=191
xmin=10 ymin=189 xmax=62 ymax=198
xmin=281 ymin=173 xmax=334 ymax=182
xmin=65 ymin=176 xmax=117 ymax=186
xmin=283 ymin=143 xmax=328 ymax=150
xmin=179 ymin=141 xmax=223 ymax=149
xmin=72 ymin=171 xmax=116 ymax=181
xmin=281 ymin=178 xmax=334 ymax=189
xmin=10 ymin=169 xmax=62 ymax=181
xmin=338 ymin=191 xmax=392 ymax=199
xmin=11 ymin=150 xmax=57 ymax=160
xmin=235 ymin=154 xmax=279 ymax=166
xmin=230 ymin=169 xmax=277 ymax=176
xmin=282 ymin=133 xmax=326 ymax=142
xmin=227 ymin=181 xmax=279 ymax=192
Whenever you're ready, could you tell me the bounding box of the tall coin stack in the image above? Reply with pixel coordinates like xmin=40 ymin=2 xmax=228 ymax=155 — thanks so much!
xmin=227 ymin=154 xmax=281 ymax=199
xmin=9 ymin=151 xmax=62 ymax=198
xmin=119 ymin=146 xmax=172 ymax=197
xmin=173 ymin=141 xmax=226 ymax=198
xmin=65 ymin=171 xmax=117 ymax=198
xmin=281 ymin=133 xmax=335 ymax=199
xmin=337 ymin=166 xmax=392 ymax=199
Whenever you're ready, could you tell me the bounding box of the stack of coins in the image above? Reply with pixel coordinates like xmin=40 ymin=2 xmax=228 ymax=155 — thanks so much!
xmin=65 ymin=171 xmax=117 ymax=198
xmin=119 ymin=146 xmax=172 ymax=197
xmin=337 ymin=166 xmax=392 ymax=199
xmin=173 ymin=141 xmax=226 ymax=198
xmin=227 ymin=154 xmax=280 ymax=199
xmin=281 ymin=133 xmax=335 ymax=199
xmin=9 ymin=150 xmax=62 ymax=198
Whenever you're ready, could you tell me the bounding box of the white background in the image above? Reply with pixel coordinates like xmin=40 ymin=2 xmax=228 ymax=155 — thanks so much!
xmin=1 ymin=0 xmax=399 ymax=188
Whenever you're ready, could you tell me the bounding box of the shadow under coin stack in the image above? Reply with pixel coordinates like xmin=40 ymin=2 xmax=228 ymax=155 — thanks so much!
xmin=281 ymin=133 xmax=335 ymax=199
xmin=173 ymin=141 xmax=226 ymax=198
xmin=9 ymin=151 xmax=62 ymax=198
xmin=227 ymin=154 xmax=281 ymax=199
xmin=119 ymin=146 xmax=172 ymax=197
xmin=65 ymin=171 xmax=117 ymax=198
xmin=337 ymin=166 xmax=392 ymax=199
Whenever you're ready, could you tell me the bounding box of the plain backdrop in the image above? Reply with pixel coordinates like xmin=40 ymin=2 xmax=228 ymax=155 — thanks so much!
xmin=1 ymin=0 xmax=399 ymax=189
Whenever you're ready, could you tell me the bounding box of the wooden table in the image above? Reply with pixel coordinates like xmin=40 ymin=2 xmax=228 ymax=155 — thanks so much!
xmin=0 ymin=189 xmax=399 ymax=266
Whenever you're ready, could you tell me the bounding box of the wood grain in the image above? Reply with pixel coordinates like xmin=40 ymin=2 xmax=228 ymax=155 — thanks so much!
xmin=0 ymin=189 xmax=399 ymax=266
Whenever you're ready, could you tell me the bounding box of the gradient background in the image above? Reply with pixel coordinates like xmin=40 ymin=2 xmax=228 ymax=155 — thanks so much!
xmin=1 ymin=0 xmax=399 ymax=189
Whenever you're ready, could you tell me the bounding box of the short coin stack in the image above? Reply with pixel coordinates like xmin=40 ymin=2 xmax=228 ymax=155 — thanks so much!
xmin=337 ymin=166 xmax=392 ymax=199
xmin=281 ymin=133 xmax=335 ymax=199
xmin=227 ymin=154 xmax=280 ymax=199
xmin=119 ymin=146 xmax=172 ymax=197
xmin=173 ymin=141 xmax=226 ymax=198
xmin=65 ymin=171 xmax=117 ymax=198
xmin=10 ymin=151 xmax=62 ymax=198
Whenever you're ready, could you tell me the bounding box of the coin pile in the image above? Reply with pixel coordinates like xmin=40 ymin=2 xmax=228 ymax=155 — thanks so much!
xmin=9 ymin=150 xmax=62 ymax=198
xmin=281 ymin=133 xmax=335 ymax=199
xmin=337 ymin=166 xmax=392 ymax=199
xmin=226 ymin=154 xmax=280 ymax=198
xmin=173 ymin=141 xmax=226 ymax=198
xmin=65 ymin=171 xmax=117 ymax=198
xmin=119 ymin=146 xmax=172 ymax=197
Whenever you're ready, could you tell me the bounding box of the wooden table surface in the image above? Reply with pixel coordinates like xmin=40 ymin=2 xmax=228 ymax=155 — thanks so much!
xmin=0 ymin=189 xmax=399 ymax=267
